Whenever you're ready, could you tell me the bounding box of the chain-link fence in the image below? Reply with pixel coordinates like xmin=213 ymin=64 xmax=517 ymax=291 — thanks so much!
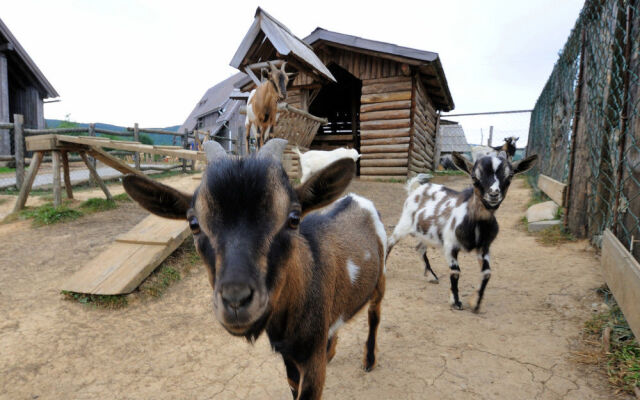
xmin=528 ymin=0 xmax=640 ymax=261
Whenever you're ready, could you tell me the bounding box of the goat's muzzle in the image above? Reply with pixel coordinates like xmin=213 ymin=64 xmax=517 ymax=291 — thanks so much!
xmin=213 ymin=281 xmax=269 ymax=336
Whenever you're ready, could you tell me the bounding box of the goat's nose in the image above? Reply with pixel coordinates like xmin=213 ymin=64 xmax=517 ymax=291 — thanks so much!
xmin=221 ymin=283 xmax=254 ymax=310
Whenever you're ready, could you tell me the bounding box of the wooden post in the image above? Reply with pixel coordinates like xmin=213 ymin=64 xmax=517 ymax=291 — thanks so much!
xmin=88 ymin=123 xmax=97 ymax=184
xmin=13 ymin=114 xmax=24 ymax=190
xmin=81 ymin=152 xmax=112 ymax=200
xmin=61 ymin=150 xmax=73 ymax=199
xmin=182 ymin=130 xmax=188 ymax=173
xmin=488 ymin=126 xmax=493 ymax=147
xmin=52 ymin=151 xmax=62 ymax=207
xmin=433 ymin=111 xmax=442 ymax=171
xmin=133 ymin=122 xmax=140 ymax=170
xmin=12 ymin=151 xmax=43 ymax=212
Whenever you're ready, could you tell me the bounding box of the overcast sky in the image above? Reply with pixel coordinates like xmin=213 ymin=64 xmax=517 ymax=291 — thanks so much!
xmin=3 ymin=0 xmax=583 ymax=142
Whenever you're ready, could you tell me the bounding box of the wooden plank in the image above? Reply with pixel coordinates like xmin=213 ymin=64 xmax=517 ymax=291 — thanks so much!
xmin=52 ymin=151 xmax=62 ymax=207
xmin=360 ymin=143 xmax=409 ymax=153
xmin=115 ymin=217 xmax=189 ymax=245
xmin=361 ymin=80 xmax=412 ymax=95
xmin=360 ymin=109 xmax=411 ymax=121
xmin=361 ymin=91 xmax=412 ymax=104
xmin=12 ymin=151 xmax=43 ymax=212
xmin=360 ymin=128 xmax=411 ymax=139
xmin=361 ymin=137 xmax=410 ymax=146
xmin=358 ymin=175 xmax=407 ymax=181
xmin=81 ymin=152 xmax=112 ymax=200
xmin=601 ymin=229 xmax=640 ymax=340
xmin=360 ymin=100 xmax=412 ymax=113
xmin=538 ymin=174 xmax=567 ymax=206
xmin=61 ymin=151 xmax=73 ymax=199
xmin=362 ymin=76 xmax=411 ymax=85
xmin=87 ymin=147 xmax=143 ymax=176
xmin=360 ymin=152 xmax=408 ymax=159
xmin=360 ymin=158 xmax=408 ymax=167
xmin=25 ymin=134 xmax=57 ymax=151
xmin=360 ymin=119 xmax=411 ymax=130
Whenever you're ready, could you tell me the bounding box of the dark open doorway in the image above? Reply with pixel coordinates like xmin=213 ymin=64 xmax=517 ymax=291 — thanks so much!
xmin=309 ymin=64 xmax=362 ymax=172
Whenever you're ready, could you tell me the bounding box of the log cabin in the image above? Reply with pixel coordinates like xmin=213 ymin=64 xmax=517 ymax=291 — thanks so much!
xmin=0 ymin=17 xmax=59 ymax=156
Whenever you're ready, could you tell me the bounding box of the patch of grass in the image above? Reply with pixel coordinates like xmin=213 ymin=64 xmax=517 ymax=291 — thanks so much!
xmin=0 ymin=198 xmax=7 ymax=206
xmin=79 ymin=198 xmax=118 ymax=212
xmin=580 ymin=286 xmax=640 ymax=395
xmin=61 ymin=291 xmax=128 ymax=309
xmin=138 ymin=240 xmax=200 ymax=299
xmin=0 ymin=166 xmax=15 ymax=174
xmin=18 ymin=203 xmax=83 ymax=226
xmin=112 ymin=192 xmax=131 ymax=202
xmin=526 ymin=188 xmax=550 ymax=209
xmin=535 ymin=224 xmax=576 ymax=246
xmin=375 ymin=178 xmax=405 ymax=183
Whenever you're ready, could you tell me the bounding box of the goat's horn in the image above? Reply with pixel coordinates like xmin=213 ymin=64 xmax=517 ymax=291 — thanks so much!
xmin=257 ymin=138 xmax=288 ymax=162
xmin=204 ymin=140 xmax=228 ymax=163
xmin=280 ymin=61 xmax=287 ymax=72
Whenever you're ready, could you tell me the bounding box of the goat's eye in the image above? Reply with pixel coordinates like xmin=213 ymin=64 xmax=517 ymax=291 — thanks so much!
xmin=188 ymin=216 xmax=201 ymax=234
xmin=287 ymin=211 xmax=300 ymax=229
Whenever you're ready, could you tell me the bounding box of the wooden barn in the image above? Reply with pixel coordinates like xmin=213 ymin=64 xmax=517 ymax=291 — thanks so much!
xmin=0 ymin=17 xmax=59 ymax=156
xmin=231 ymin=8 xmax=454 ymax=180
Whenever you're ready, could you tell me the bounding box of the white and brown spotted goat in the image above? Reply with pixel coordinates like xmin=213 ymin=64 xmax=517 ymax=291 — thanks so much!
xmin=387 ymin=151 xmax=537 ymax=312
xmin=245 ymin=62 xmax=290 ymax=153
xmin=122 ymin=139 xmax=386 ymax=400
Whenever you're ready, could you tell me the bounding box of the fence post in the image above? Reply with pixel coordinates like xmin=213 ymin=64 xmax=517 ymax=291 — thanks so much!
xmin=488 ymin=125 xmax=493 ymax=147
xmin=133 ymin=122 xmax=140 ymax=170
xmin=13 ymin=114 xmax=24 ymax=190
xmin=182 ymin=130 xmax=188 ymax=173
xmin=564 ymin=28 xmax=587 ymax=230
xmin=88 ymin=123 xmax=96 ymax=184
xmin=612 ymin=3 xmax=634 ymax=236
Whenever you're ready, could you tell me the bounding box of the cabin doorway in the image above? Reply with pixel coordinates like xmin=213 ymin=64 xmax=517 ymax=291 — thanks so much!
xmin=309 ymin=64 xmax=362 ymax=174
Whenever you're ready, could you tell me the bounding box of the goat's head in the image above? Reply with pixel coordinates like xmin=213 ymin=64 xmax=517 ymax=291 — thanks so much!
xmin=452 ymin=151 xmax=537 ymax=210
xmin=122 ymin=139 xmax=355 ymax=339
xmin=504 ymin=136 xmax=519 ymax=146
xmin=267 ymin=61 xmax=289 ymax=100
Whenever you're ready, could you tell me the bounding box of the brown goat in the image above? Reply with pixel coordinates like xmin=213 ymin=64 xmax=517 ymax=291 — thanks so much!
xmin=122 ymin=139 xmax=387 ymax=399
xmin=245 ymin=61 xmax=289 ymax=153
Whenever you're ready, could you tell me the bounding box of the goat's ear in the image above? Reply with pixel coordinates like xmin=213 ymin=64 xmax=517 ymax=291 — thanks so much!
xmin=295 ymin=158 xmax=355 ymax=216
xmin=512 ymin=154 xmax=538 ymax=175
xmin=204 ymin=140 xmax=228 ymax=163
xmin=451 ymin=152 xmax=474 ymax=176
xmin=257 ymin=138 xmax=288 ymax=162
xmin=122 ymin=174 xmax=191 ymax=219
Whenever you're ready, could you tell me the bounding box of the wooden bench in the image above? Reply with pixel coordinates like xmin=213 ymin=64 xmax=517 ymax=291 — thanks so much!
xmin=537 ymin=174 xmax=566 ymax=206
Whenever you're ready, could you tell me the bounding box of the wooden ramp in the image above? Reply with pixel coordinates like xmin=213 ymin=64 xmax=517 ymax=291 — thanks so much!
xmin=62 ymin=216 xmax=191 ymax=295
xmin=62 ymin=174 xmax=203 ymax=295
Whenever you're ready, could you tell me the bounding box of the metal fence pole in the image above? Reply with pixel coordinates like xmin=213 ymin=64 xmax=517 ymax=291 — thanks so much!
xmin=13 ymin=114 xmax=24 ymax=190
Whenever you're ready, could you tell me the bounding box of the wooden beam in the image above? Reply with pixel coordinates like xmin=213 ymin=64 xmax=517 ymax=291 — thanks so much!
xmin=537 ymin=174 xmax=567 ymax=206
xmin=81 ymin=152 xmax=112 ymax=200
xmin=13 ymin=114 xmax=24 ymax=190
xmin=361 ymin=91 xmax=412 ymax=104
xmin=11 ymin=151 xmax=43 ymax=213
xmin=52 ymin=151 xmax=62 ymax=207
xmin=601 ymin=229 xmax=640 ymax=340
xmin=360 ymin=100 xmax=412 ymax=113
xmin=87 ymin=147 xmax=143 ymax=176
xmin=61 ymin=151 xmax=73 ymax=199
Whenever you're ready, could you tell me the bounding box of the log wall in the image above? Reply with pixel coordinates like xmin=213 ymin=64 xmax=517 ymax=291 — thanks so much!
xmin=407 ymin=77 xmax=438 ymax=175
xmin=358 ymin=76 xmax=412 ymax=180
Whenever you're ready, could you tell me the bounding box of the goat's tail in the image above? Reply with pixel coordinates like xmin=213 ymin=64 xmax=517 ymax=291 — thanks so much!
xmin=405 ymin=173 xmax=432 ymax=194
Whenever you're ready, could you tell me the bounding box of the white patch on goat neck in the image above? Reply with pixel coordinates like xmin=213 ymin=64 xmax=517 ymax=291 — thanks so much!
xmin=346 ymin=259 xmax=360 ymax=284
xmin=329 ymin=316 xmax=345 ymax=338
xmin=491 ymin=156 xmax=502 ymax=172
xmin=364 ymin=251 xmax=371 ymax=261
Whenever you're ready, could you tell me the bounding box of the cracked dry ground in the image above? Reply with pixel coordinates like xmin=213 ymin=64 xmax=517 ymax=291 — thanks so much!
xmin=0 ymin=175 xmax=619 ymax=399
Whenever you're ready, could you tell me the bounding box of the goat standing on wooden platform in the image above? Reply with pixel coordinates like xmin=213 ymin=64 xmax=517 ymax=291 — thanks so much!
xmin=245 ymin=62 xmax=289 ymax=153
xmin=386 ymin=151 xmax=537 ymax=312
xmin=123 ymin=139 xmax=387 ymax=399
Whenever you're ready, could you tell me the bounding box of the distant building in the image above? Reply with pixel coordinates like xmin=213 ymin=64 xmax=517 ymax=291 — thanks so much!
xmin=0 ymin=17 xmax=59 ymax=155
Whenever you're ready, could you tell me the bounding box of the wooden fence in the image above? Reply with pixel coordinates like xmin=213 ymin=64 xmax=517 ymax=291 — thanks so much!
xmin=1 ymin=114 xmax=236 ymax=190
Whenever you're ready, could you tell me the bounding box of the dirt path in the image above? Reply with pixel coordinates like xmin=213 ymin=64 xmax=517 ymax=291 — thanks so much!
xmin=0 ymin=176 xmax=618 ymax=399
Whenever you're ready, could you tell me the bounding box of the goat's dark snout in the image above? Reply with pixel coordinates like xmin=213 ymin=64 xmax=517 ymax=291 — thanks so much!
xmin=221 ymin=283 xmax=254 ymax=310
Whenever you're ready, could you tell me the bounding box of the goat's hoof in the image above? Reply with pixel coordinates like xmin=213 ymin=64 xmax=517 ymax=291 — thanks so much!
xmin=472 ymin=306 xmax=481 ymax=314
xmin=363 ymin=356 xmax=376 ymax=372
xmin=427 ymin=277 xmax=439 ymax=284
xmin=451 ymin=302 xmax=463 ymax=310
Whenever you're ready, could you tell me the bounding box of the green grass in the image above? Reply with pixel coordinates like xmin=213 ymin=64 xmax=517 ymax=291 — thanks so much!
xmin=139 ymin=241 xmax=200 ymax=298
xmin=582 ymin=286 xmax=640 ymax=394
xmin=61 ymin=291 xmax=128 ymax=309
xmin=375 ymin=178 xmax=405 ymax=183
xmin=79 ymin=198 xmax=118 ymax=212
xmin=112 ymin=192 xmax=131 ymax=202
xmin=0 ymin=167 xmax=15 ymax=174
xmin=18 ymin=203 xmax=83 ymax=226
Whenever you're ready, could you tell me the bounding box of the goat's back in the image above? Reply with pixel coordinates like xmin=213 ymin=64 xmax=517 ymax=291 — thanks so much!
xmin=299 ymin=193 xmax=385 ymax=322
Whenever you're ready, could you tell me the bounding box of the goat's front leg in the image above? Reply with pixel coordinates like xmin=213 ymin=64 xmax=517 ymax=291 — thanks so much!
xmin=470 ymin=248 xmax=491 ymax=313
xmin=445 ymin=246 xmax=462 ymax=310
xmin=296 ymin=346 xmax=328 ymax=400
xmin=283 ymin=356 xmax=300 ymax=399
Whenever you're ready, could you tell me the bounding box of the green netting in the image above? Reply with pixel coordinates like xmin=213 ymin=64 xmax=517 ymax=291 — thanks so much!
xmin=528 ymin=0 xmax=640 ymax=261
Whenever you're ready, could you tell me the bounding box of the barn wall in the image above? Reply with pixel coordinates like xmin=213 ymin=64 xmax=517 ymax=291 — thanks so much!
xmin=358 ymin=76 xmax=412 ymax=180
xmin=407 ymin=77 xmax=438 ymax=174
